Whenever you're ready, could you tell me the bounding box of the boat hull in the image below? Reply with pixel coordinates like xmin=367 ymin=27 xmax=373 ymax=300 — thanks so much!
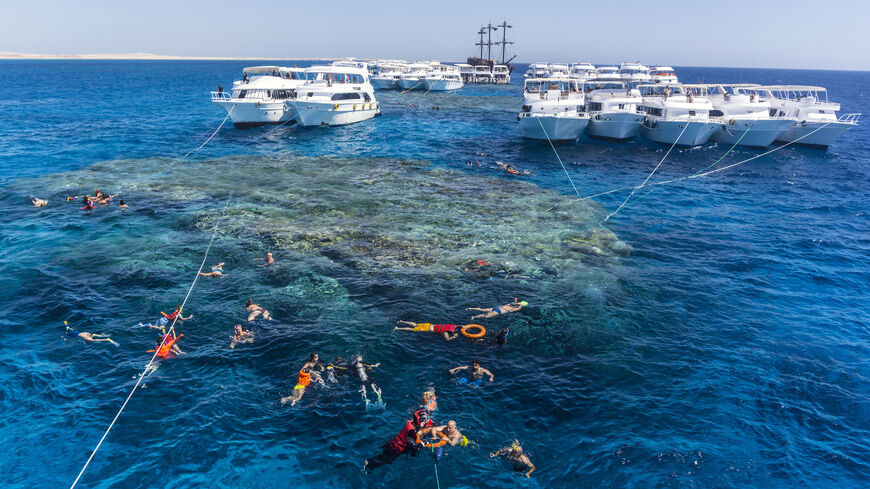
xmin=586 ymin=112 xmax=643 ymax=140
xmin=639 ymin=119 xmax=719 ymax=146
xmin=397 ymin=78 xmax=423 ymax=90
xmin=421 ymin=78 xmax=463 ymax=91
xmin=372 ymin=78 xmax=399 ymax=90
xmin=774 ymin=121 xmax=854 ymax=148
xmin=712 ymin=118 xmax=794 ymax=148
xmin=519 ymin=113 xmax=589 ymax=142
xmin=287 ymin=100 xmax=380 ymax=127
xmin=213 ymin=100 xmax=296 ymax=128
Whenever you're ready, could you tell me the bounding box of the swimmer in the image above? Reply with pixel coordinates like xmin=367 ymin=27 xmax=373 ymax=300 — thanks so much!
xmin=364 ymin=409 xmax=433 ymax=472
xmin=62 ymin=322 xmax=118 ymax=346
xmin=161 ymin=307 xmax=193 ymax=324
xmin=199 ymin=263 xmax=225 ymax=277
xmin=118 ymin=200 xmax=128 ymax=208
xmin=450 ymin=359 xmax=494 ymax=385
xmin=420 ymin=389 xmax=438 ymax=413
xmin=81 ymin=197 xmax=95 ymax=211
xmin=245 ymin=298 xmax=272 ymax=322
xmin=467 ymin=300 xmax=528 ymax=320
xmin=229 ymin=324 xmax=253 ymax=349
xmin=491 ymin=441 xmax=535 ymax=478
xmin=253 ymin=252 xmax=275 ymax=266
xmin=31 ymin=196 xmax=48 ymax=207
xmin=302 ymin=352 xmax=323 ymax=372
xmin=350 ymin=355 xmax=383 ymax=407
xmin=423 ymin=420 xmax=466 ymax=462
xmin=280 ymin=365 xmax=323 ymax=406
xmin=495 ymin=328 xmax=510 ymax=346
xmin=151 ymin=331 xmax=184 ymax=357
xmin=394 ymin=321 xmax=459 ymax=341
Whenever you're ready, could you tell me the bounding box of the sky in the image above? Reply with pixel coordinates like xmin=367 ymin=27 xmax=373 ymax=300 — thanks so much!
xmin=1 ymin=0 xmax=868 ymax=70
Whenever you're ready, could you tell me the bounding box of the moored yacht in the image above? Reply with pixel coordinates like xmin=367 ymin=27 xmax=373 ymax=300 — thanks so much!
xmin=524 ymin=63 xmax=550 ymax=78
xmin=211 ymin=66 xmax=308 ymax=128
xmin=704 ymin=84 xmax=795 ymax=148
xmin=371 ymin=62 xmax=406 ymax=89
xmin=649 ymin=66 xmax=679 ymax=84
xmin=492 ymin=65 xmax=511 ymax=84
xmin=638 ymin=85 xmax=722 ymax=146
xmin=548 ymin=63 xmax=570 ymax=79
xmin=518 ymin=78 xmax=589 ymax=142
xmin=619 ymin=62 xmax=651 ymax=83
xmin=286 ymin=65 xmax=380 ymax=127
xmin=457 ymin=64 xmax=475 ymax=83
xmin=756 ymin=85 xmax=861 ymax=148
xmin=397 ymin=62 xmax=430 ymax=90
xmin=473 ymin=65 xmax=492 ymax=84
xmin=569 ymin=62 xmax=596 ymax=80
xmin=584 ymin=79 xmax=644 ymax=140
xmin=595 ymin=66 xmax=619 ymax=78
xmin=422 ymin=64 xmax=463 ymax=91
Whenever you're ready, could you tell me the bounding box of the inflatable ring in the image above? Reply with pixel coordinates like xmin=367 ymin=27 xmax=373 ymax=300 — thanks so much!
xmin=461 ymin=324 xmax=486 ymax=339
xmin=417 ymin=431 xmax=449 ymax=448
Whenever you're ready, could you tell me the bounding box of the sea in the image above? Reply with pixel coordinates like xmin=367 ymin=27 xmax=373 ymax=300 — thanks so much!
xmin=0 ymin=60 xmax=868 ymax=489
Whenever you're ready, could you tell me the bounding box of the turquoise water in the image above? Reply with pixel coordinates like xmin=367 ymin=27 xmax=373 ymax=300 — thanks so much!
xmin=0 ymin=61 xmax=868 ymax=488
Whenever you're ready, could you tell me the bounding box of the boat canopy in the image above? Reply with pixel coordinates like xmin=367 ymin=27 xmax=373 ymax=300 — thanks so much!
xmin=243 ymin=66 xmax=281 ymax=74
xmin=524 ymin=78 xmax=582 ymax=92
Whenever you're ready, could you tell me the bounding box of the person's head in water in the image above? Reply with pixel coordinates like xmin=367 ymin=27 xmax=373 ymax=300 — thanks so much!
xmin=309 ymin=352 xmax=319 ymax=364
xmin=246 ymin=298 xmax=253 ymax=307
xmin=446 ymin=420 xmax=457 ymax=432
xmin=234 ymin=324 xmax=243 ymax=335
xmin=471 ymin=359 xmax=481 ymax=372
xmin=413 ymin=409 xmax=430 ymax=427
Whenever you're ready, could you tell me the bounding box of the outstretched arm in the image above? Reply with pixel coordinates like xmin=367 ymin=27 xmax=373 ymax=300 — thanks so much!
xmin=449 ymin=366 xmax=468 ymax=374
xmin=482 ymin=367 xmax=495 ymax=381
xmin=490 ymin=448 xmax=508 ymax=458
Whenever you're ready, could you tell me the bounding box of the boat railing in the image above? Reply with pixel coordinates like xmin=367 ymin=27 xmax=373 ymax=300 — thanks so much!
xmin=210 ymin=91 xmax=232 ymax=101
xmin=838 ymin=113 xmax=861 ymax=124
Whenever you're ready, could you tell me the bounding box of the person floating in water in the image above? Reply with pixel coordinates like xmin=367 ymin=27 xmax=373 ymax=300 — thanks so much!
xmin=491 ymin=441 xmax=535 ymax=478
xmin=450 ymin=359 xmax=494 ymax=386
xmin=229 ymin=324 xmax=253 ymax=349
xmin=281 ymin=365 xmax=323 ymax=406
xmin=31 ymin=196 xmax=48 ymax=207
xmin=254 ymin=252 xmax=275 ymax=266
xmin=364 ymin=409 xmax=433 ymax=472
xmin=118 ymin=200 xmax=129 ymax=209
xmin=467 ymin=300 xmax=528 ymax=320
xmin=199 ymin=263 xmax=225 ymax=277
xmin=424 ymin=420 xmax=467 ymax=462
xmin=495 ymin=328 xmax=510 ymax=346
xmin=246 ymin=298 xmax=272 ymax=322
xmin=63 ymin=322 xmax=118 ymax=346
xmin=81 ymin=197 xmax=95 ymax=211
xmin=137 ymin=306 xmax=193 ymax=329
xmin=420 ymin=389 xmax=438 ymax=414
xmin=350 ymin=355 xmax=384 ymax=408
xmin=150 ymin=331 xmax=184 ymax=357
xmin=394 ymin=321 xmax=459 ymax=341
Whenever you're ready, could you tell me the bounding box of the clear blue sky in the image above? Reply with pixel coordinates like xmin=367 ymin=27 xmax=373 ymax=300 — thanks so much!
xmin=2 ymin=0 xmax=868 ymax=70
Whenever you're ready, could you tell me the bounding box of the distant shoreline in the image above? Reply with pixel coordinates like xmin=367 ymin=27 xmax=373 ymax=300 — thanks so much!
xmin=0 ymin=52 xmax=336 ymax=61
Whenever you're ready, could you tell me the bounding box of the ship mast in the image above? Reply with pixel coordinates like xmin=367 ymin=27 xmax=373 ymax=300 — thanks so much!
xmin=497 ymin=20 xmax=513 ymax=64
xmin=476 ymin=26 xmax=486 ymax=59
xmin=486 ymin=22 xmax=496 ymax=61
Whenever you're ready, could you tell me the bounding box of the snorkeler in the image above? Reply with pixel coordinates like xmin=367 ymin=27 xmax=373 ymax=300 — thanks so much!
xmin=150 ymin=331 xmax=184 ymax=357
xmin=280 ymin=365 xmax=323 ymax=406
xmin=229 ymin=324 xmax=253 ymax=349
xmin=118 ymin=200 xmax=128 ymax=208
xmin=199 ymin=263 xmax=225 ymax=277
xmin=31 ymin=196 xmax=48 ymax=207
xmin=423 ymin=420 xmax=468 ymax=462
xmin=81 ymin=197 xmax=95 ymax=211
xmin=62 ymin=322 xmax=118 ymax=346
xmin=350 ymin=355 xmax=384 ymax=407
xmin=246 ymin=298 xmax=272 ymax=322
xmin=467 ymin=300 xmax=528 ymax=320
xmin=253 ymin=252 xmax=275 ymax=266
xmin=449 ymin=359 xmax=494 ymax=385
xmin=491 ymin=441 xmax=536 ymax=478
xmin=364 ymin=409 xmax=433 ymax=472
xmin=420 ymin=389 xmax=438 ymax=414
xmin=394 ymin=321 xmax=459 ymax=341
xmin=137 ymin=307 xmax=192 ymax=329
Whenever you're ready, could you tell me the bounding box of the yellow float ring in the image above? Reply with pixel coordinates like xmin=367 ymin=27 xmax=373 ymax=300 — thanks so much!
xmin=461 ymin=324 xmax=486 ymax=339
xmin=333 ymin=103 xmax=339 ymax=110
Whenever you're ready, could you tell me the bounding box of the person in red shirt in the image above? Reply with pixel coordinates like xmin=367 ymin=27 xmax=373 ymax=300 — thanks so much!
xmin=394 ymin=321 xmax=459 ymax=341
xmin=364 ymin=410 xmax=434 ymax=471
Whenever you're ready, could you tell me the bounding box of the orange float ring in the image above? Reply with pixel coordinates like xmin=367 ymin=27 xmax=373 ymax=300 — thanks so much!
xmin=461 ymin=324 xmax=486 ymax=339
xmin=416 ymin=430 xmax=450 ymax=448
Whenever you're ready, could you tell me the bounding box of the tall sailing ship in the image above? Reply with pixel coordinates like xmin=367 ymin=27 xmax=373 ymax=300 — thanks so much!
xmin=461 ymin=21 xmax=515 ymax=84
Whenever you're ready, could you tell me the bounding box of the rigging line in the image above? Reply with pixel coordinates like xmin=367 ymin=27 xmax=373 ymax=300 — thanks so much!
xmin=601 ymin=118 xmax=692 ymax=224
xmin=240 ymin=116 xmax=296 ymax=147
xmin=69 ymin=199 xmax=230 ymax=489
xmin=535 ymin=117 xmax=583 ymax=200
xmin=401 ymin=81 xmax=423 ymax=95
xmin=430 ymin=446 xmax=442 ymax=489
xmin=182 ymin=105 xmax=235 ymax=160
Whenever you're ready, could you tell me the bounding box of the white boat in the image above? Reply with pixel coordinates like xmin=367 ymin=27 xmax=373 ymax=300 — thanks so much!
xmin=371 ymin=62 xmax=406 ymax=89
xmin=524 ymin=62 xmax=550 ymax=78
xmin=569 ymin=62 xmax=596 ymax=80
xmin=704 ymin=84 xmax=795 ymax=148
xmin=422 ymin=64 xmax=463 ymax=91
xmin=649 ymin=66 xmax=678 ymax=84
xmin=492 ymin=65 xmax=511 ymax=84
xmin=595 ymin=66 xmax=620 ymax=78
xmin=637 ymin=85 xmax=722 ymax=146
xmin=397 ymin=62 xmax=430 ymax=90
xmin=548 ymin=64 xmax=570 ymax=79
xmin=286 ymin=65 xmax=380 ymax=127
xmin=473 ymin=65 xmax=493 ymax=84
xmin=457 ymin=63 xmax=475 ymax=83
xmin=518 ymin=78 xmax=589 ymax=142
xmin=756 ymin=85 xmax=860 ymax=148
xmin=619 ymin=62 xmax=651 ymax=83
xmin=584 ymin=79 xmax=644 ymax=140
xmin=211 ymin=66 xmax=308 ymax=128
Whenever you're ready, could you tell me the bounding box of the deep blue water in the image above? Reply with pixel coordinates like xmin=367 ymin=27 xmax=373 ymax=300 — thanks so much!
xmin=0 ymin=60 xmax=868 ymax=489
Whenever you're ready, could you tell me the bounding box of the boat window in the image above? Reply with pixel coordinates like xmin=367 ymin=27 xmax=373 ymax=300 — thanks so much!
xmin=521 ymin=105 xmax=531 ymax=112
xmin=688 ymin=110 xmax=696 ymax=116
xmin=709 ymin=109 xmax=724 ymax=117
xmin=363 ymin=92 xmax=371 ymax=102
xmin=588 ymin=102 xmax=603 ymax=112
xmin=331 ymin=92 xmax=361 ymax=101
xmin=237 ymin=90 xmax=247 ymax=99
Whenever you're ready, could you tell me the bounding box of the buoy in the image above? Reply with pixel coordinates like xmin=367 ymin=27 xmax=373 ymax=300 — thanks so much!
xmin=461 ymin=324 xmax=486 ymax=339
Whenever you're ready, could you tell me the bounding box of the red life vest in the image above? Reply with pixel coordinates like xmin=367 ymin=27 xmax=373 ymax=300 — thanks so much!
xmin=432 ymin=324 xmax=457 ymax=334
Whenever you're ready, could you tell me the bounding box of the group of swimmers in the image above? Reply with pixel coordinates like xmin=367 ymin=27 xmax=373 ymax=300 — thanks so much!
xmin=279 ymin=353 xmax=384 ymax=408
xmin=29 ymin=188 xmax=129 ymax=210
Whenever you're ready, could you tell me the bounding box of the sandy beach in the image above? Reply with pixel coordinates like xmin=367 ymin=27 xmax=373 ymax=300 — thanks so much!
xmin=0 ymin=52 xmax=336 ymax=61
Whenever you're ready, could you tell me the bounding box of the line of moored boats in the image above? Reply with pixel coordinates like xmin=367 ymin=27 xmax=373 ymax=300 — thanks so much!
xmin=210 ymin=60 xmax=860 ymax=149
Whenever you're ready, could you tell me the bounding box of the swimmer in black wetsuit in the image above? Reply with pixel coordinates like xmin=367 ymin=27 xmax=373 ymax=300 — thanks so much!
xmin=351 ymin=355 xmax=383 ymax=407
xmin=491 ymin=441 xmax=535 ymax=478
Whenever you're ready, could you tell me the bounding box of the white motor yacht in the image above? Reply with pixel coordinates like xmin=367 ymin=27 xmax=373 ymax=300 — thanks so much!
xmin=286 ymin=65 xmax=380 ymax=127
xmin=548 ymin=64 xmax=571 ymax=79
xmin=371 ymin=62 xmax=406 ymax=90
xmin=637 ymin=85 xmax=722 ymax=146
xmin=649 ymin=66 xmax=679 ymax=84
xmin=584 ymin=79 xmax=644 ymax=140
xmin=397 ymin=62 xmax=430 ymax=90
xmin=569 ymin=62 xmax=596 ymax=80
xmin=595 ymin=66 xmax=619 ymax=78
xmin=422 ymin=64 xmax=463 ymax=91
xmin=492 ymin=65 xmax=511 ymax=84
xmin=473 ymin=65 xmax=493 ymax=84
xmin=619 ymin=62 xmax=651 ymax=83
xmin=524 ymin=63 xmax=550 ymax=78
xmin=756 ymin=85 xmax=860 ymax=148
xmin=704 ymin=84 xmax=795 ymax=148
xmin=518 ymin=78 xmax=589 ymax=142
xmin=457 ymin=64 xmax=475 ymax=83
xmin=211 ymin=66 xmax=308 ymax=128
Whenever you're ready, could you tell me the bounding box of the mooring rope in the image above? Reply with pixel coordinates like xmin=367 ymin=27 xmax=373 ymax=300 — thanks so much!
xmin=182 ymin=105 xmax=235 ymax=159
xmin=69 ymin=201 xmax=230 ymax=489
xmin=240 ymin=116 xmax=296 ymax=147
xmin=536 ymin=117 xmax=583 ymax=200
xmin=401 ymin=81 xmax=423 ymax=94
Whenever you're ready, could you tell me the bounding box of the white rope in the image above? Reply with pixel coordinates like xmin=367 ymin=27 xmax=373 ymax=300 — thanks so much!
xmin=601 ymin=118 xmax=692 ymax=224
xmin=182 ymin=105 xmax=235 ymax=159
xmin=69 ymin=203 xmax=228 ymax=489
xmin=536 ymin=116 xmax=584 ymax=200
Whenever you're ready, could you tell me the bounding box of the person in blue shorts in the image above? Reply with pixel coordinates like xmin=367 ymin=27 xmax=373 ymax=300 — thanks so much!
xmin=450 ymin=359 xmax=493 ymax=386
xmin=467 ymin=300 xmax=527 ymax=320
